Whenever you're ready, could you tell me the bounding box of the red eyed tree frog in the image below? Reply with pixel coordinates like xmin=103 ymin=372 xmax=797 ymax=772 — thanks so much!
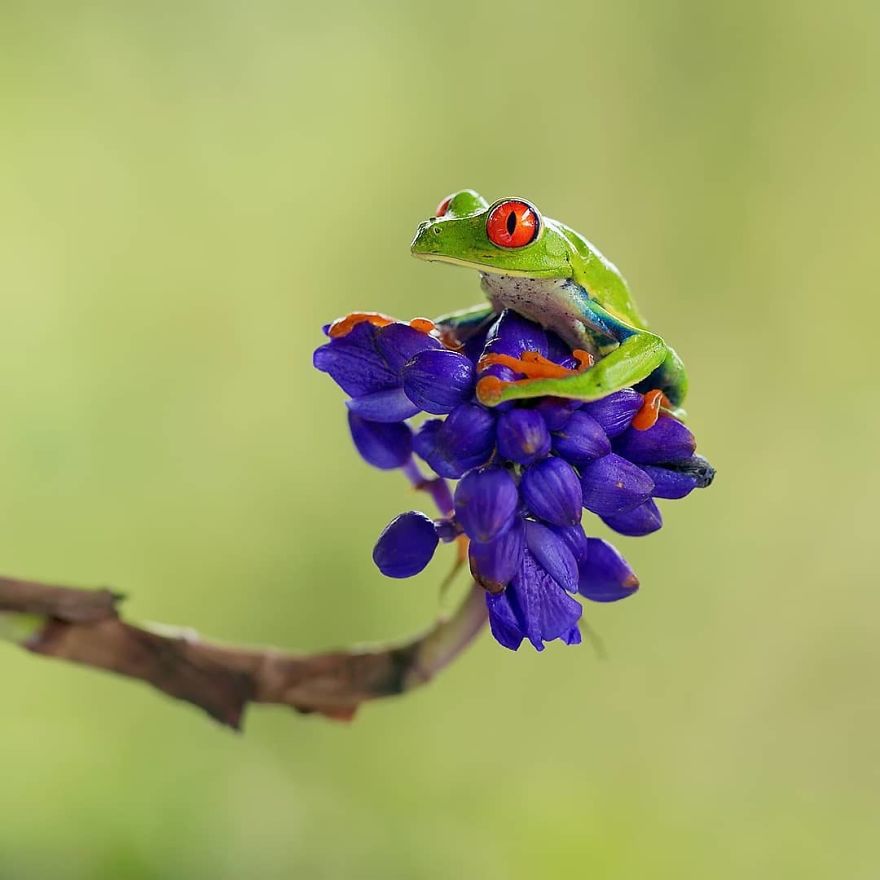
xmin=329 ymin=190 xmax=688 ymax=428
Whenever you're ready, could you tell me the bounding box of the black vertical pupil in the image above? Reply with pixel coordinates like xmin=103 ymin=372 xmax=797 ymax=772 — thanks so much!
xmin=506 ymin=209 xmax=517 ymax=236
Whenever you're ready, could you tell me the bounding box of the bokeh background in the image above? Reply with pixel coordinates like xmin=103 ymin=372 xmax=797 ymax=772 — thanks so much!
xmin=1 ymin=1 xmax=878 ymax=877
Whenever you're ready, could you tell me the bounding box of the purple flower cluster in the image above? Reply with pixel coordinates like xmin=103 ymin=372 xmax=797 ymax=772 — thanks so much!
xmin=314 ymin=311 xmax=714 ymax=651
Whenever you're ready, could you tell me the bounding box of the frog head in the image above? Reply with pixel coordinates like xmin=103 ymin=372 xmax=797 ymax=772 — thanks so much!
xmin=411 ymin=191 xmax=573 ymax=279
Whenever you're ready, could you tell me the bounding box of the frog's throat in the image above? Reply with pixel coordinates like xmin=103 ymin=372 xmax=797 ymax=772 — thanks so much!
xmin=411 ymin=251 xmax=562 ymax=279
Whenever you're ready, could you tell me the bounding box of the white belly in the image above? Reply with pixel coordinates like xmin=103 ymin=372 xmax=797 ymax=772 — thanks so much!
xmin=480 ymin=274 xmax=600 ymax=354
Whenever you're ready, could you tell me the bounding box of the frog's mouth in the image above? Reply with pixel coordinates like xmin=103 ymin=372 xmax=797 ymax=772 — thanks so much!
xmin=411 ymin=249 xmax=559 ymax=279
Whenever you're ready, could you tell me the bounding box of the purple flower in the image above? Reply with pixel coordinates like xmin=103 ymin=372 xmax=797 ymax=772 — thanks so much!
xmin=315 ymin=308 xmax=715 ymax=652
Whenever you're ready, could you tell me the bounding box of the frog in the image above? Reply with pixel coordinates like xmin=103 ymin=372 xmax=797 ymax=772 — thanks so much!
xmin=327 ymin=189 xmax=688 ymax=430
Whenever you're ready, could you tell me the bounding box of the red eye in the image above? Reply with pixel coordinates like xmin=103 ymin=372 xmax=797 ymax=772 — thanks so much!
xmin=486 ymin=200 xmax=540 ymax=248
xmin=435 ymin=194 xmax=453 ymax=217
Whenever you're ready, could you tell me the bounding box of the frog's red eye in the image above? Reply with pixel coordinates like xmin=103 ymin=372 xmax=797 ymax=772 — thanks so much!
xmin=486 ymin=199 xmax=540 ymax=248
xmin=435 ymin=194 xmax=453 ymax=217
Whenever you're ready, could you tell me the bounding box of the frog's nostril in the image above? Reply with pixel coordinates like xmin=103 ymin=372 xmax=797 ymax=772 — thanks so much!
xmin=432 ymin=226 xmax=442 ymax=235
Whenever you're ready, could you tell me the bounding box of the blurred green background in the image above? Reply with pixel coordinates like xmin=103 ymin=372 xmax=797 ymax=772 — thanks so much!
xmin=1 ymin=1 xmax=878 ymax=877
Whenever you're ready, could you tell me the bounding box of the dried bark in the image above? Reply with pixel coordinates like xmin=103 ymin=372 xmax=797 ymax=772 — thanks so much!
xmin=0 ymin=575 xmax=487 ymax=730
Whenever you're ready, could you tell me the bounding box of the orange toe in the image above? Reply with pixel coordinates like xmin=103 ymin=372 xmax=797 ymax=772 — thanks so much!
xmin=632 ymin=389 xmax=671 ymax=431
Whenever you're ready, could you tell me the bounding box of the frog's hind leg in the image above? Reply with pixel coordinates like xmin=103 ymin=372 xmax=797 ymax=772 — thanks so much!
xmin=433 ymin=303 xmax=497 ymax=347
xmin=636 ymin=345 xmax=687 ymax=408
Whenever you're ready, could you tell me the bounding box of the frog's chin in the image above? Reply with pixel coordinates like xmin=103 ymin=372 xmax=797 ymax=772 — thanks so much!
xmin=411 ymin=251 xmax=558 ymax=279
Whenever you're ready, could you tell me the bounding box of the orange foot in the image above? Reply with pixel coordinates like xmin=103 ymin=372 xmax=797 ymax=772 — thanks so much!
xmin=475 ymin=349 xmax=594 ymax=404
xmin=632 ymin=389 xmax=672 ymax=431
xmin=329 ymin=312 xmax=436 ymax=339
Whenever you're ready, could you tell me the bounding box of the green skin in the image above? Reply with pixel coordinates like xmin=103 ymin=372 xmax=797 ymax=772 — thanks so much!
xmin=410 ymin=190 xmax=688 ymax=410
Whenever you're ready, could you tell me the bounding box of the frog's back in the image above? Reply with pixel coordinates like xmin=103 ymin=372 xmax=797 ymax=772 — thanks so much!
xmin=553 ymin=220 xmax=649 ymax=330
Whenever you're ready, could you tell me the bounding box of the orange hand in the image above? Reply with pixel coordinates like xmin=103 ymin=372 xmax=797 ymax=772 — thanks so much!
xmin=328 ymin=312 xmax=437 ymax=339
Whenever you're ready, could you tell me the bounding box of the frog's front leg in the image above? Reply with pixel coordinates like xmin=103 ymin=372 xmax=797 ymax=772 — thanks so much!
xmin=433 ymin=303 xmax=497 ymax=347
xmin=476 ymin=300 xmax=684 ymax=427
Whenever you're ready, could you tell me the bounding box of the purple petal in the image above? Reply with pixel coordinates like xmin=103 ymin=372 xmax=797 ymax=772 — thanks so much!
xmin=601 ymin=499 xmax=663 ymax=536
xmin=614 ymin=417 xmax=696 ymax=465
xmin=521 ymin=457 xmax=583 ymax=526
xmin=402 ymin=349 xmax=475 ymax=414
xmin=486 ymin=591 xmax=525 ymax=651
xmin=454 ymin=467 xmax=519 ymax=543
xmin=375 ymin=323 xmax=440 ymax=372
xmin=469 ymin=519 xmax=525 ymax=593
xmin=313 ymin=323 xmax=398 ymax=397
xmin=580 ymin=453 xmax=654 ymax=516
xmin=525 ymin=521 xmax=579 ymax=591
xmin=346 ymin=387 xmax=421 ymax=422
xmin=552 ymin=411 xmax=611 ymax=465
xmin=372 ymin=512 xmax=439 ymax=578
xmin=562 ymin=625 xmax=582 ymax=645
xmin=549 ymin=523 xmax=590 ymax=564
xmin=507 ymin=551 xmax=583 ymax=650
xmin=584 ymin=389 xmax=643 ymax=438
xmin=347 ymin=413 xmax=412 ymax=469
xmin=578 ymin=538 xmax=640 ymax=602
xmin=496 ymin=408 xmax=551 ymax=465
xmin=547 ymin=331 xmax=578 ymax=370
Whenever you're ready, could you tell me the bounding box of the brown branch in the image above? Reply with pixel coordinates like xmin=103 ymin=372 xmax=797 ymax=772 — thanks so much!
xmin=0 ymin=575 xmax=488 ymax=730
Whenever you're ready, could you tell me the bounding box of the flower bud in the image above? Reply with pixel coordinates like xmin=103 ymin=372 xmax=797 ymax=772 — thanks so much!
xmin=469 ymin=519 xmax=525 ymax=592
xmin=521 ymin=457 xmax=583 ymax=526
xmin=435 ymin=403 xmax=496 ymax=476
xmin=402 ymin=349 xmax=475 ymax=414
xmin=496 ymin=408 xmax=551 ymax=465
xmin=376 ymin=323 xmax=440 ymax=372
xmin=584 ymin=389 xmax=643 ymax=438
xmin=454 ymin=467 xmax=519 ymax=543
xmin=552 ymin=411 xmax=611 ymax=465
xmin=614 ymin=417 xmax=696 ymax=465
xmin=482 ymin=309 xmax=548 ymax=358
xmin=372 ymin=512 xmax=439 ymax=578
xmin=580 ymin=454 xmax=654 ymax=516
xmin=601 ymin=499 xmax=663 ymax=536
xmin=578 ymin=538 xmax=640 ymax=602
